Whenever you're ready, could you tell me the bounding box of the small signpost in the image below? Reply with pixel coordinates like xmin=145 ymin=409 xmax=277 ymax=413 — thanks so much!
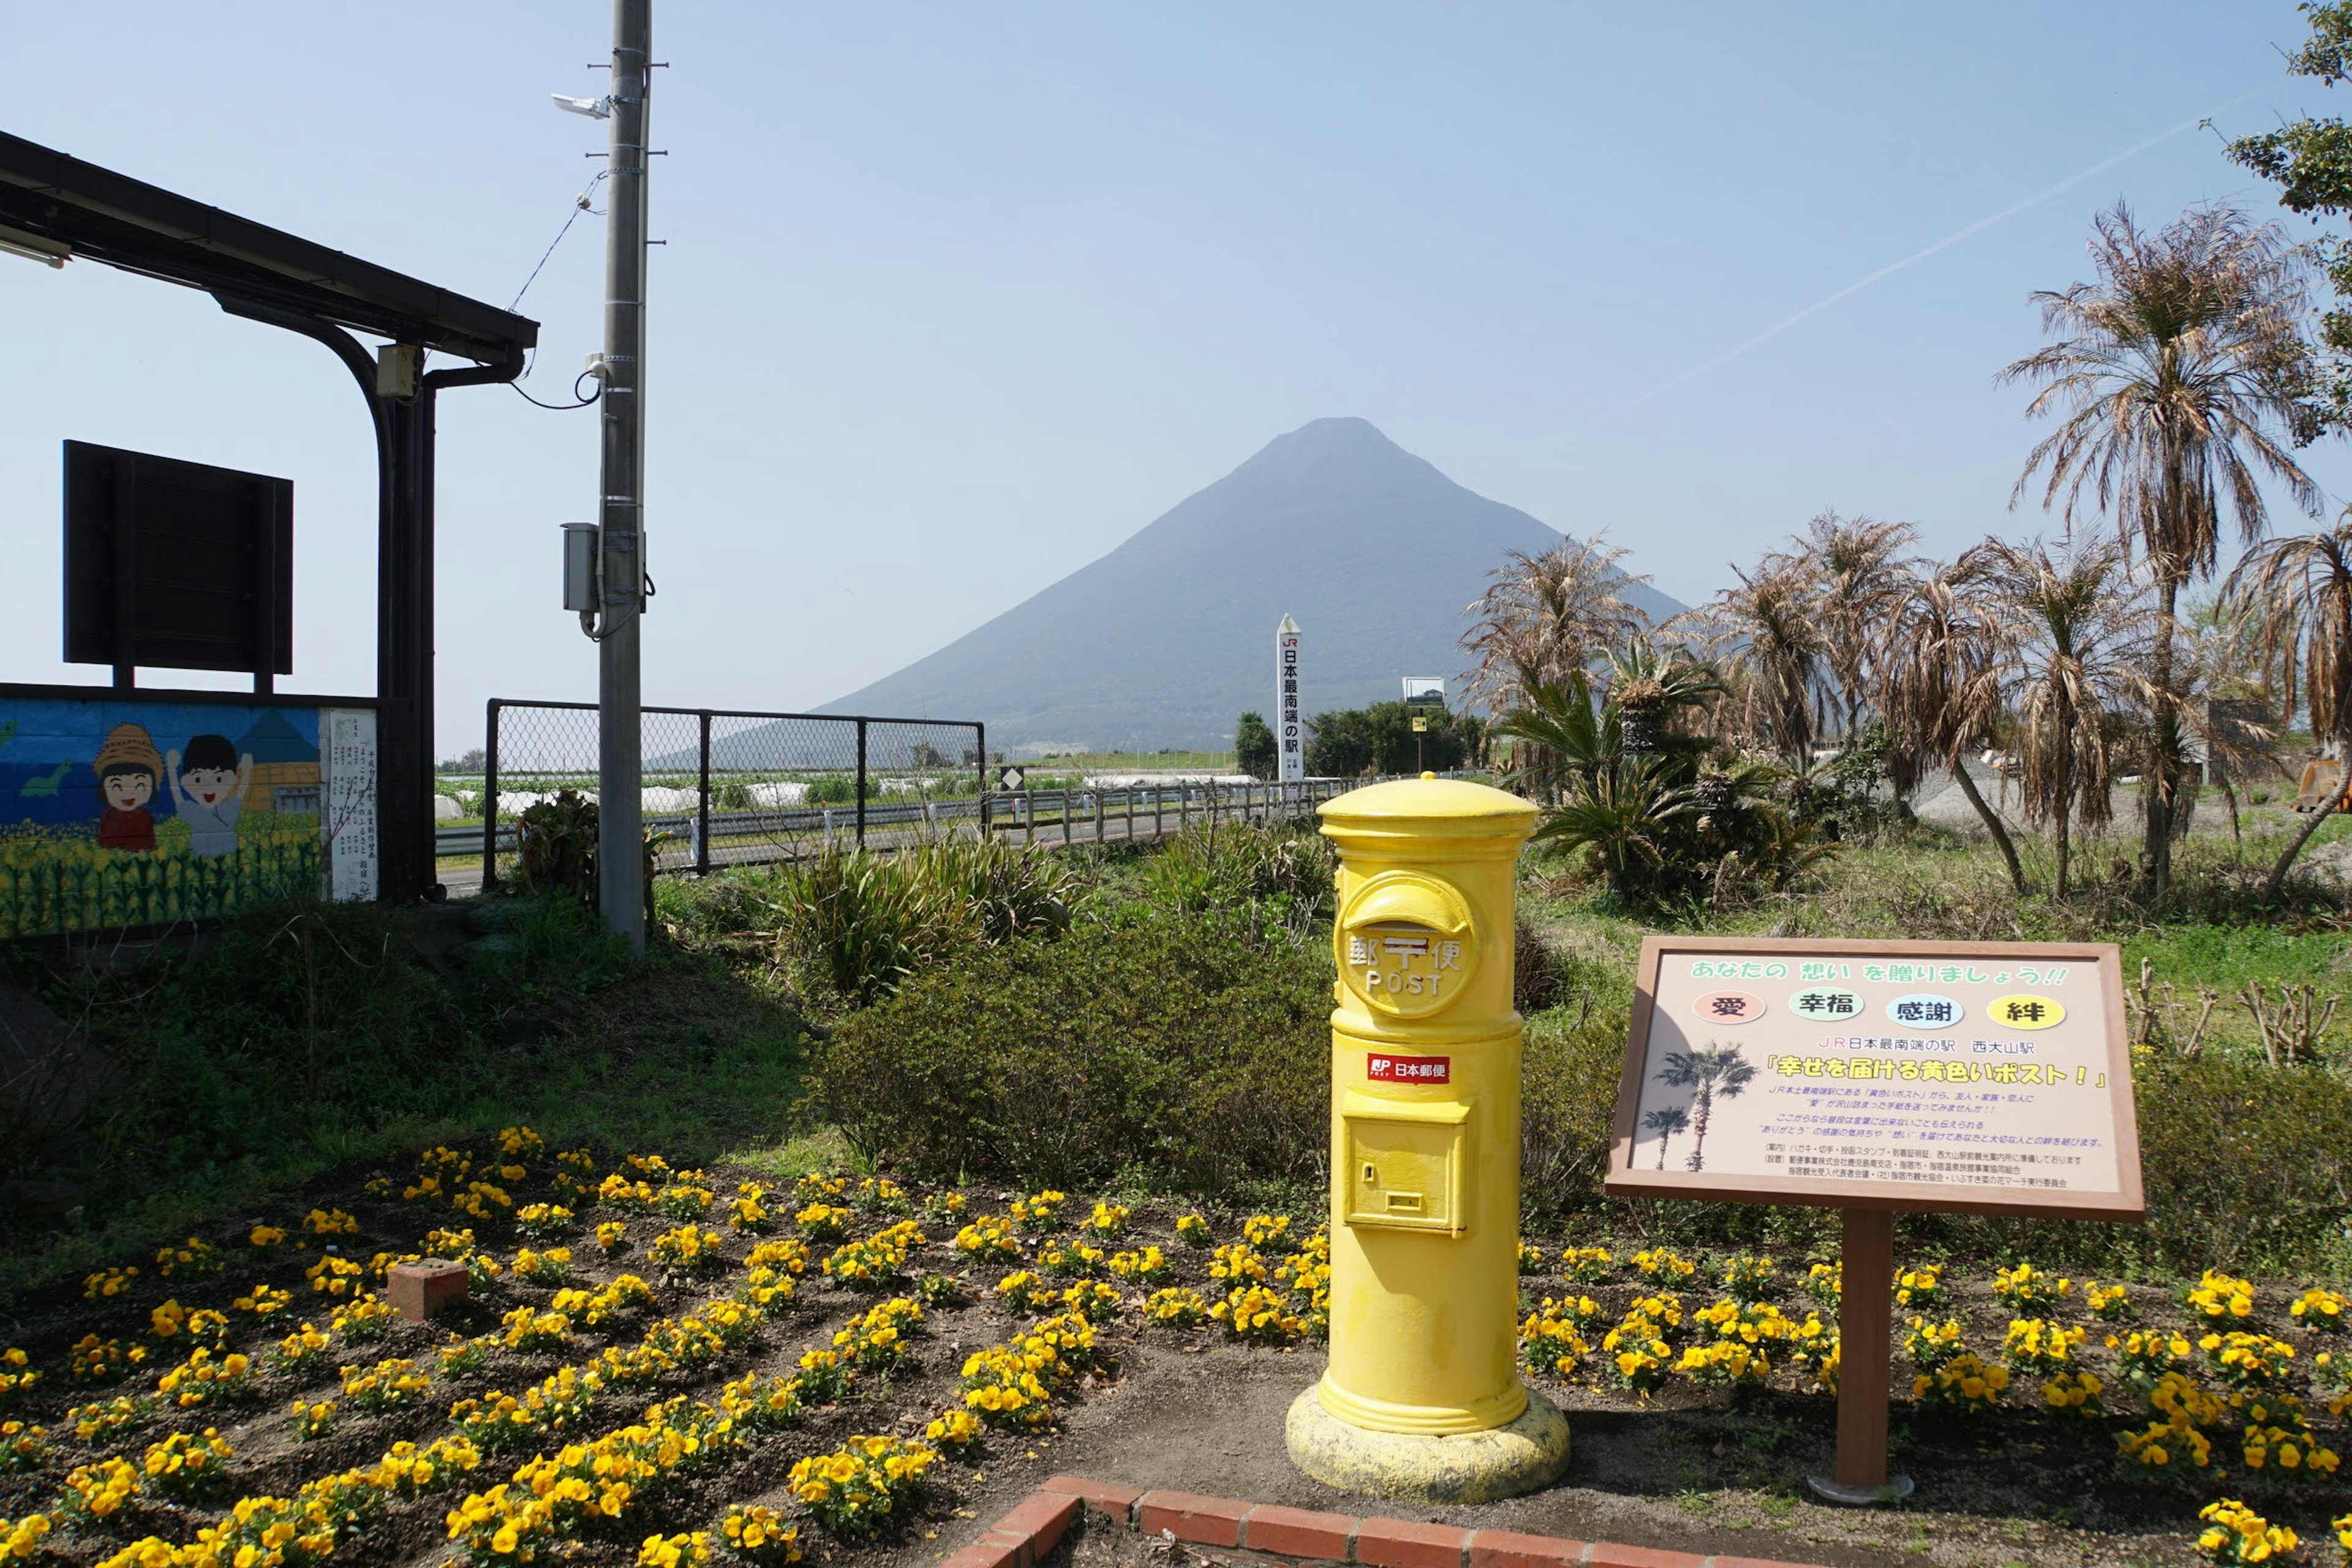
xmin=1605 ymin=936 xmax=2141 ymax=1503
xmin=1278 ymin=616 xmax=1303 ymax=784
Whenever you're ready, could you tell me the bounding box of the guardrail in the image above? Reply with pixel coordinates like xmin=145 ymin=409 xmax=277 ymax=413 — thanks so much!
xmin=438 ymin=763 xmax=1403 ymax=880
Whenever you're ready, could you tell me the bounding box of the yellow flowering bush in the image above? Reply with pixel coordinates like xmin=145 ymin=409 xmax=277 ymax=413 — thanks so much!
xmin=744 ymin=1237 xmax=809 ymax=1276
xmin=445 ymin=1396 xmax=744 ymax=1564
xmin=69 ymin=1396 xmax=149 ymax=1443
xmin=1174 ymin=1214 xmax=1212 ymax=1248
xmin=156 ymin=1348 xmax=252 ymax=1409
xmin=292 ymin=1399 xmax=336 ymax=1441
xmin=1804 ymin=1261 xmax=1842 ymax=1307
xmin=2196 ymin=1499 xmax=2296 ymax=1564
xmin=959 ymin=1313 xmax=1094 ymax=1427
xmin=1518 ymin=1300 xmax=1590 ymax=1376
xmin=824 ymin=1221 xmax=924 ymax=1291
xmin=331 ymin=1294 xmax=394 ymax=1343
xmin=596 ymin=1221 xmax=630 ymax=1254
xmin=718 ymin=1505 xmax=802 ymax=1566
xmin=551 ymin=1273 xmax=657 ymax=1327
xmin=1913 ymin=1352 xmax=2007 ymax=1414
xmin=449 ymin=1366 xmax=603 ymax=1453
xmin=834 ymin=1298 xmax=921 ymax=1374
xmin=1211 ymin=1284 xmax=1302 ymax=1343
xmin=1207 ymin=1244 xmax=1266 ymax=1285
xmin=1039 ymin=1240 xmax=1104 ymax=1278
xmin=69 ymin=1336 xmax=146 ymax=1385
xmin=651 ymin=1226 xmax=726 ymax=1277
xmin=786 ymin=1435 xmax=935 ymax=1537
xmin=1991 ymin=1262 xmax=2069 ymax=1310
xmin=2079 ymin=1280 xmax=2132 ymax=1321
xmin=1276 ymin=1231 xmax=1332 ymax=1338
xmin=0 ymin=1422 xmax=47 ymax=1472
xmin=2001 ymin=1318 xmax=2086 ymax=1376
xmin=2290 ymin=1287 xmax=2346 ymax=1335
xmin=795 ymin=1349 xmax=851 ymax=1405
xmin=2241 ymin=1421 xmax=2340 ymax=1476
xmin=851 ymin=1176 xmax=908 ymax=1214
xmin=2109 ymin=1327 xmax=2195 ymax=1387
xmin=2039 ymin=1370 xmax=2104 ymax=1416
xmin=304 ymin=1208 xmax=358 ymax=1237
xmin=1792 ymin=1319 xmax=1839 ymax=1394
xmin=1602 ymin=1324 xmax=1672 ymax=1396
xmin=1010 ymin=1189 xmax=1066 ymax=1232
xmin=601 ymin=1174 xmax=659 ymax=1212
xmin=2118 ymin=1417 xmax=2213 ymax=1472
xmin=1084 ymin=1202 xmax=1131 ymax=1240
xmin=511 ymin=1248 xmax=573 ymax=1287
xmin=341 ymin=1357 xmax=430 ymax=1412
xmin=515 ymin=1205 xmax=575 ymax=1242
xmin=639 ymin=1532 xmax=709 ymax=1568
xmin=233 ymin=1284 xmax=292 ymax=1319
xmin=438 ymin=1336 xmax=494 ymax=1380
xmin=997 ymin=1271 xmax=1058 ymax=1314
xmin=1696 ymin=1298 xmax=1796 ymax=1351
xmin=306 ymin=1255 xmax=364 ymax=1298
xmin=58 ymin=1456 xmax=140 ymax=1529
xmin=2188 ymin=1270 xmax=2256 ymax=1323
xmin=794 ymin=1204 xmax=851 ymax=1243
xmin=587 ymin=1343 xmax=673 ymax=1389
xmin=140 ymin=1430 xmax=232 ymax=1500
xmin=247 ymin=1225 xmax=287 ymax=1251
xmin=1676 ymin=1340 xmax=1770 ymax=1387
xmin=717 ymin=1372 xmax=803 ymax=1432
xmin=450 ymin=1182 xmax=513 ymax=1223
xmin=0 ymin=1352 xmax=34 ymax=1409
xmin=657 ymin=1183 xmax=715 ymax=1221
xmin=1558 ymin=1246 xmax=1613 ymax=1284
xmin=1719 ymin=1255 xmax=1776 ymax=1303
xmin=271 ymin=1324 xmax=331 ymax=1371
xmin=84 ymin=1267 xmax=138 ymax=1302
xmin=1904 ymin=1316 xmax=1966 ymax=1371
xmin=1893 ymin=1264 xmax=1942 ymax=1310
xmin=154 ymin=1238 xmax=221 ymax=1280
xmin=1144 ymin=1287 xmax=1210 ymax=1327
xmin=924 ymin=1191 xmax=968 ymax=1223
xmin=147 ymin=1300 xmax=229 ymax=1351
xmin=1109 ymin=1246 xmax=1170 ymax=1284
xmin=728 ymin=1185 xmax=771 ymax=1232
xmin=923 ymin=1409 xmax=982 ymax=1458
xmin=1632 ymin=1248 xmax=1695 ymax=1283
xmin=1057 ymin=1280 xmax=1123 ymax=1324
xmin=2201 ymin=1331 xmax=2297 ymax=1392
xmin=0 ymin=1517 xmax=50 ymax=1562
xmin=1240 ymin=1213 xmax=1291 ymax=1248
xmin=1516 ymin=1242 xmax=1544 ymax=1274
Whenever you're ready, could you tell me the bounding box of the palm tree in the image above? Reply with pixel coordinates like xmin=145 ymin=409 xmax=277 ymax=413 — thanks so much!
xmin=1642 ymin=1104 xmax=1690 ymax=1170
xmin=1461 ymin=536 xmax=1655 ymax=720
xmin=1764 ymin=511 xmax=1924 ymax=742
xmin=1654 ymin=1044 xmax=1755 ymax=1173
xmin=2222 ymin=518 xmax=2352 ymax=897
xmin=1878 ymin=565 xmax=2030 ymax=894
xmin=1959 ymin=537 xmax=2158 ymax=898
xmin=1674 ymin=560 xmax=1823 ymax=765
xmin=2001 ymin=200 xmax=2319 ymax=896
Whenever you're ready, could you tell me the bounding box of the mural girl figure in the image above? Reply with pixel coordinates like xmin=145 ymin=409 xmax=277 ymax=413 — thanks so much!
xmin=92 ymin=723 xmax=164 ymax=852
xmin=167 ymin=734 xmax=252 ymax=859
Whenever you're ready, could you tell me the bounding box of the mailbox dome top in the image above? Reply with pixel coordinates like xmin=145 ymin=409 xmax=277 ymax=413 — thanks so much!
xmin=1317 ymin=775 xmax=1538 ymax=837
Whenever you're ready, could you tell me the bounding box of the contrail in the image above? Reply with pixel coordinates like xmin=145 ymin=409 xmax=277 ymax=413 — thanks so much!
xmin=1634 ymin=89 xmax=2271 ymax=403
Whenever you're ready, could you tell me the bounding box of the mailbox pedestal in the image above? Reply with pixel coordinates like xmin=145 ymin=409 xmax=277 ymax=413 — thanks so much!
xmin=1286 ymin=774 xmax=1570 ymax=1504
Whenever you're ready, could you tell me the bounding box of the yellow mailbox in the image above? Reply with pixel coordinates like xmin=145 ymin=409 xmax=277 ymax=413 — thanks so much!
xmin=1286 ymin=774 xmax=1570 ymax=1504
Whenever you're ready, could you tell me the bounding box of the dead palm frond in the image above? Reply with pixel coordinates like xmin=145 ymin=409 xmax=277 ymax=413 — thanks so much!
xmin=2000 ymin=200 xmax=2320 ymax=894
xmin=1460 ymin=536 xmax=1654 ymax=718
xmin=1878 ymin=565 xmax=2027 ymax=892
xmin=2223 ymin=518 xmax=2352 ymax=895
xmin=1671 ymin=560 xmax=1822 ymax=765
xmin=1762 ymin=511 xmax=1924 ymax=741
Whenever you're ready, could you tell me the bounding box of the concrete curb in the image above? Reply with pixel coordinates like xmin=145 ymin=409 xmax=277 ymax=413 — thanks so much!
xmin=933 ymin=1476 xmax=1833 ymax=1568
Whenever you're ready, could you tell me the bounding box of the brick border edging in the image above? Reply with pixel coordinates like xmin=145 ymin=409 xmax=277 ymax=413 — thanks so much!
xmin=935 ymin=1476 xmax=1832 ymax=1568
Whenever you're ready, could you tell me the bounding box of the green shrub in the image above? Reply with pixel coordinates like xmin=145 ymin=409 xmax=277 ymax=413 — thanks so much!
xmin=810 ymin=914 xmax=1329 ymax=1194
xmin=1139 ymin=823 xmax=1333 ymax=916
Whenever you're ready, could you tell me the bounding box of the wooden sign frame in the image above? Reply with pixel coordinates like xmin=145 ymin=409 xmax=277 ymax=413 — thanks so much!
xmin=1605 ymin=935 xmax=2144 ymax=1223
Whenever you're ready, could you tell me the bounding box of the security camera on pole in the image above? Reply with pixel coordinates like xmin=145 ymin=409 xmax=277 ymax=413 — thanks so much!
xmin=1277 ymin=616 xmax=1303 ymax=783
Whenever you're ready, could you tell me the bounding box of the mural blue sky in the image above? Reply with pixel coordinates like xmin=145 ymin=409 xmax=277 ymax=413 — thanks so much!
xmin=4 ymin=2 xmax=2351 ymax=748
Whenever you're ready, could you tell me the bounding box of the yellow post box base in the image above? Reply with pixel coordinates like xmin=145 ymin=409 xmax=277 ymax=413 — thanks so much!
xmin=1285 ymin=1385 xmax=1570 ymax=1504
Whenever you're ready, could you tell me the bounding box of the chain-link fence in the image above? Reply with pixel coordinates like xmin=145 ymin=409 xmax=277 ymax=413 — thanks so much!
xmin=441 ymin=700 xmax=987 ymax=888
xmin=435 ymin=699 xmax=1403 ymax=892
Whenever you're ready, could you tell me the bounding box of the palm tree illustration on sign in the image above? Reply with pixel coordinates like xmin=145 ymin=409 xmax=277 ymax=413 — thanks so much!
xmin=1654 ymin=1043 xmax=1756 ymax=1172
xmin=1641 ymin=1104 xmax=1691 ymax=1169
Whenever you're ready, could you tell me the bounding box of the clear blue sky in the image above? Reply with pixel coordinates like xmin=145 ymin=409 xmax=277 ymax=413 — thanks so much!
xmin=6 ymin=1 xmax=2350 ymax=750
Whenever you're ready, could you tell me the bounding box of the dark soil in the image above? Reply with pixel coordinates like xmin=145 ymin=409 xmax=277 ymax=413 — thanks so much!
xmin=0 ymin=1141 xmax=2343 ymax=1568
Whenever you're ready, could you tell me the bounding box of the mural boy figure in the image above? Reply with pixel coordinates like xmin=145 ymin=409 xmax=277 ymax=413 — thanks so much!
xmin=92 ymin=723 xmax=163 ymax=853
xmin=167 ymin=734 xmax=252 ymax=859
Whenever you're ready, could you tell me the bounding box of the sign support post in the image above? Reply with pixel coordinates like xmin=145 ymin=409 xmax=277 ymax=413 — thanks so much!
xmin=1819 ymin=1206 xmax=1907 ymax=1502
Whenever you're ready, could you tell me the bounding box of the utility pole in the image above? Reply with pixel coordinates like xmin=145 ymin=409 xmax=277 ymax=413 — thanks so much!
xmin=597 ymin=0 xmax=651 ymax=952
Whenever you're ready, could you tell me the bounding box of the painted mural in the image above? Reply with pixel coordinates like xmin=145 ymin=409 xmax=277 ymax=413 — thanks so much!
xmin=0 ymin=696 xmax=377 ymax=938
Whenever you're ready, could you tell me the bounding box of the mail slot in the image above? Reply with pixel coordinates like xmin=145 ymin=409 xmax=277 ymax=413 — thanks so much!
xmin=1343 ymin=1093 xmax=1469 ymax=1235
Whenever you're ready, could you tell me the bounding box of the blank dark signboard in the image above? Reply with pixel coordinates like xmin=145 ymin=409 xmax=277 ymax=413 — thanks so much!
xmin=62 ymin=440 xmax=293 ymax=682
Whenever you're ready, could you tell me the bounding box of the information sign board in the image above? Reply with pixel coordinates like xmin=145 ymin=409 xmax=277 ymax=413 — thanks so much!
xmin=1606 ymin=937 xmax=2141 ymax=1223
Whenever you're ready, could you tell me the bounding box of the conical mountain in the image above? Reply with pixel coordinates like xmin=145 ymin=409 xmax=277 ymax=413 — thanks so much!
xmin=811 ymin=418 xmax=1683 ymax=753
